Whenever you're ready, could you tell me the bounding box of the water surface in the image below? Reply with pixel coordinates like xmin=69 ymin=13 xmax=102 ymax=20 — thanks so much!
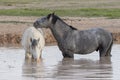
xmin=0 ymin=45 xmax=120 ymax=80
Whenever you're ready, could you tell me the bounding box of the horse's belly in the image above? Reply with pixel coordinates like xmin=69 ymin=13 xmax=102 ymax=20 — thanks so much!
xmin=63 ymin=39 xmax=98 ymax=54
xmin=75 ymin=45 xmax=98 ymax=55
xmin=76 ymin=50 xmax=94 ymax=55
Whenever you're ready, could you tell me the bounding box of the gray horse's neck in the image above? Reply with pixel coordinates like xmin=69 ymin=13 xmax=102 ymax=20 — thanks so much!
xmin=50 ymin=19 xmax=71 ymax=43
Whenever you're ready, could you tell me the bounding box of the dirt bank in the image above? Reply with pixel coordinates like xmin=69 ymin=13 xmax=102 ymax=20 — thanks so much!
xmin=0 ymin=30 xmax=119 ymax=47
xmin=0 ymin=16 xmax=120 ymax=47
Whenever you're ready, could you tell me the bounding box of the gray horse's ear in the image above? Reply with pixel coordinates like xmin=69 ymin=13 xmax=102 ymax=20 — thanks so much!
xmin=47 ymin=14 xmax=52 ymax=19
xmin=48 ymin=12 xmax=55 ymax=23
xmin=47 ymin=12 xmax=55 ymax=19
xmin=48 ymin=14 xmax=53 ymax=22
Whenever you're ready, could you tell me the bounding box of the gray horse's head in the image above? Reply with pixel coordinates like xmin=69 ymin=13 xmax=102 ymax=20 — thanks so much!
xmin=33 ymin=13 xmax=57 ymax=28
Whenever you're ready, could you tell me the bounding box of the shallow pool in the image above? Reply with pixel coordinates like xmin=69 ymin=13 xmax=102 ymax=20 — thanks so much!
xmin=0 ymin=44 xmax=120 ymax=80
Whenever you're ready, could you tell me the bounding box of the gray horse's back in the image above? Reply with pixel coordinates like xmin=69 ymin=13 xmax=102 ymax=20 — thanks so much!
xmin=65 ymin=28 xmax=113 ymax=56
xmin=79 ymin=28 xmax=113 ymax=56
xmin=94 ymin=28 xmax=113 ymax=44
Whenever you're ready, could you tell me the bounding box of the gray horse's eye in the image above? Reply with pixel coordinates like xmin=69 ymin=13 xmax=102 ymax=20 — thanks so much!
xmin=41 ymin=18 xmax=46 ymax=22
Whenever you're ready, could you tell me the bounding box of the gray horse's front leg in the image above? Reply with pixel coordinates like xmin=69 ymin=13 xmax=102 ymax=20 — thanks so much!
xmin=62 ymin=52 xmax=74 ymax=58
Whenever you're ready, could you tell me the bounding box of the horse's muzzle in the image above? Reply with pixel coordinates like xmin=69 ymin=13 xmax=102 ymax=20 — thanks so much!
xmin=33 ymin=21 xmax=40 ymax=28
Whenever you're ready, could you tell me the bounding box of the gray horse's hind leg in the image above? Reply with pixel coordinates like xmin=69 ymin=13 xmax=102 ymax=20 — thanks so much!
xmin=105 ymin=46 xmax=112 ymax=56
xmin=62 ymin=52 xmax=74 ymax=58
xmin=99 ymin=41 xmax=113 ymax=57
xmin=99 ymin=43 xmax=109 ymax=57
xmin=99 ymin=48 xmax=106 ymax=57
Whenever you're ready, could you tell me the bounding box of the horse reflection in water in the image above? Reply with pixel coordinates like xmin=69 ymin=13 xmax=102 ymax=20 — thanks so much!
xmin=22 ymin=59 xmax=57 ymax=79
xmin=22 ymin=57 xmax=112 ymax=80
xmin=22 ymin=59 xmax=44 ymax=79
xmin=54 ymin=57 xmax=112 ymax=80
xmin=34 ymin=13 xmax=113 ymax=58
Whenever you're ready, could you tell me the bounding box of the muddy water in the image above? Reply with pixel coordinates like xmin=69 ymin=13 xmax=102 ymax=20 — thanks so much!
xmin=0 ymin=45 xmax=120 ymax=80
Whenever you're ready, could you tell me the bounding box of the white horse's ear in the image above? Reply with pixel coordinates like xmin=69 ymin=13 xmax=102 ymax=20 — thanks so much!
xmin=30 ymin=38 xmax=32 ymax=42
xmin=38 ymin=38 xmax=40 ymax=42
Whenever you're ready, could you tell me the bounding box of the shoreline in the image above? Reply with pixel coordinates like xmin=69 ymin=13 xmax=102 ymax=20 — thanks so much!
xmin=0 ymin=32 xmax=119 ymax=47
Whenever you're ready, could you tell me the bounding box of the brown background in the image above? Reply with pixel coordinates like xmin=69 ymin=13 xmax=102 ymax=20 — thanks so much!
xmin=0 ymin=16 xmax=120 ymax=47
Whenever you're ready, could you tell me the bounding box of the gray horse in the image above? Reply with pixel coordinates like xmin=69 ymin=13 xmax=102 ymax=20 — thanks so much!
xmin=34 ymin=13 xmax=113 ymax=58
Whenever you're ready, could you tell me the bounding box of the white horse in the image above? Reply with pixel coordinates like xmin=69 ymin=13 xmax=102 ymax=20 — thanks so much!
xmin=21 ymin=27 xmax=45 ymax=61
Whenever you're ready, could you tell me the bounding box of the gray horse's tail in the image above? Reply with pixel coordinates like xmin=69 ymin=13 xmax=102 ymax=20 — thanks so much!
xmin=110 ymin=33 xmax=113 ymax=46
xmin=106 ymin=33 xmax=113 ymax=56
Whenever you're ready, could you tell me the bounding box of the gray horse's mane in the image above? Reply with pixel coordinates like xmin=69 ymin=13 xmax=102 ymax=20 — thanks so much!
xmin=47 ymin=13 xmax=77 ymax=30
xmin=69 ymin=25 xmax=77 ymax=30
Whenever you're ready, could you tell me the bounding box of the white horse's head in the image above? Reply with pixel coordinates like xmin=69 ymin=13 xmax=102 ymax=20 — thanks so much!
xmin=30 ymin=38 xmax=41 ymax=61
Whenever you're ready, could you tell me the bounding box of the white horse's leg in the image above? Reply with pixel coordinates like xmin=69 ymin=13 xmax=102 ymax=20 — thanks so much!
xmin=25 ymin=51 xmax=31 ymax=59
xmin=39 ymin=50 xmax=42 ymax=58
